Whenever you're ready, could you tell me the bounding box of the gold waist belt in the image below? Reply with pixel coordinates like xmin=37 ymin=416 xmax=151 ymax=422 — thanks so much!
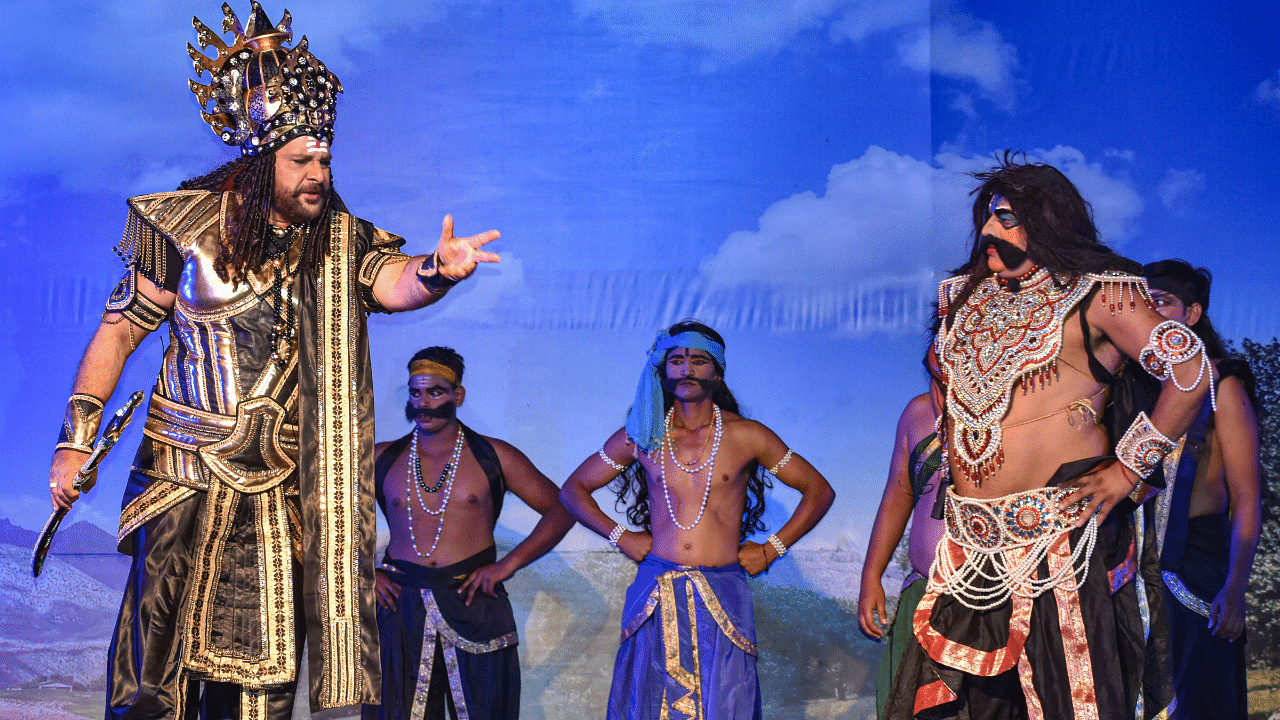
xmin=144 ymin=393 xmax=298 ymax=493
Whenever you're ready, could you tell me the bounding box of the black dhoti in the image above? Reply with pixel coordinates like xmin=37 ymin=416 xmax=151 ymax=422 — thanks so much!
xmin=363 ymin=547 xmax=520 ymax=720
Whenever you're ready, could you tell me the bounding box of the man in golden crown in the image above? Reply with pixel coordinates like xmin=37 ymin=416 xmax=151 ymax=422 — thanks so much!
xmin=46 ymin=4 xmax=500 ymax=718
xmin=884 ymin=154 xmax=1213 ymax=719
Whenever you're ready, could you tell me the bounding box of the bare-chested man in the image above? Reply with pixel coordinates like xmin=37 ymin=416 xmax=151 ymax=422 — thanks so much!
xmin=1144 ymin=259 xmax=1261 ymax=720
xmin=887 ymin=155 xmax=1212 ymax=720
xmin=365 ymin=346 xmax=574 ymax=720
xmin=559 ymin=320 xmax=835 ymax=720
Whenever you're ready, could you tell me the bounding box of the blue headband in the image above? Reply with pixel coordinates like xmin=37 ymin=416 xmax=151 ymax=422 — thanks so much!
xmin=625 ymin=330 xmax=727 ymax=453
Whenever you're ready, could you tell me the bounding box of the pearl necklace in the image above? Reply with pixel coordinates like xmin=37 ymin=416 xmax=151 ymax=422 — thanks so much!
xmin=665 ymin=409 xmax=715 ymax=472
xmin=658 ymin=405 xmax=722 ymax=531
xmin=405 ymin=425 xmax=465 ymax=558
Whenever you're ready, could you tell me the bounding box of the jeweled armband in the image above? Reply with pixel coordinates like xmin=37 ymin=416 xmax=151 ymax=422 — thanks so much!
xmin=1138 ymin=320 xmax=1217 ymax=410
xmin=55 ymin=394 xmax=105 ymax=454
xmin=104 ymin=270 xmax=169 ymax=331
xmin=1116 ymin=412 xmax=1176 ymax=481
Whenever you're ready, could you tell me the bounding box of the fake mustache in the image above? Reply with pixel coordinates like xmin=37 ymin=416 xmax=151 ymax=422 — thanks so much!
xmin=661 ymin=376 xmax=720 ymax=394
xmin=405 ymin=401 xmax=457 ymax=421
xmin=981 ymin=234 xmax=1029 ymax=269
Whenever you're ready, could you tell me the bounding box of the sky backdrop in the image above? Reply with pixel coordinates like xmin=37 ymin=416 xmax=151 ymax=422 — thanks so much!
xmin=1 ymin=0 xmax=1277 ymax=560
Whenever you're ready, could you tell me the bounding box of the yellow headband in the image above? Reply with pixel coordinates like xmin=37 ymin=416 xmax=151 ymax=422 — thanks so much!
xmin=409 ymin=360 xmax=459 ymax=386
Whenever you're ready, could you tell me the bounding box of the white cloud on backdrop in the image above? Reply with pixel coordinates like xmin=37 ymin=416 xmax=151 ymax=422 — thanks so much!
xmin=704 ymin=145 xmax=1146 ymax=290
xmin=571 ymin=0 xmax=925 ymax=65
xmin=1158 ymin=168 xmax=1207 ymax=214
xmin=1254 ymin=69 xmax=1280 ymax=107
xmin=897 ymin=9 xmax=1019 ymax=109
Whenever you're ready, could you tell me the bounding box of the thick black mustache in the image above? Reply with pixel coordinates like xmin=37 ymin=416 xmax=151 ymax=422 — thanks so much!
xmin=981 ymin=234 xmax=1029 ymax=269
xmin=661 ymin=376 xmax=720 ymax=394
xmin=405 ymin=401 xmax=457 ymax=421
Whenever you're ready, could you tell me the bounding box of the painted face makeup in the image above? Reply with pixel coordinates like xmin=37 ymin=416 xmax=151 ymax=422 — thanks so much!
xmin=988 ymin=193 xmax=1021 ymax=229
xmin=304 ymin=138 xmax=331 ymax=154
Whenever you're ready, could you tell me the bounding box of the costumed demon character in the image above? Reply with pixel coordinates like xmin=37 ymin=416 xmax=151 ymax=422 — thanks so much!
xmin=886 ymin=154 xmax=1214 ymax=720
xmin=48 ymin=5 xmax=500 ymax=718
xmin=364 ymin=347 xmax=574 ymax=720
xmin=1143 ymin=260 xmax=1261 ymax=720
xmin=559 ymin=320 xmax=836 ymax=720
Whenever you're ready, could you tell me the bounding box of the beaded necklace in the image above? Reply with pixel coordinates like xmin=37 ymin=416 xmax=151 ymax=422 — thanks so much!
xmin=264 ymin=224 xmax=302 ymax=369
xmin=658 ymin=405 xmax=722 ymax=531
xmin=405 ymin=424 xmax=465 ymax=558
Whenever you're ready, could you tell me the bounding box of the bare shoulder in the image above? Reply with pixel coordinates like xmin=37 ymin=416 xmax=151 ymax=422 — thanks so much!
xmin=721 ymin=412 xmax=784 ymax=455
xmin=374 ymin=440 xmax=396 ymax=455
xmin=722 ymin=411 xmax=770 ymax=437
xmin=1215 ymin=374 xmax=1255 ymax=417
xmin=901 ymin=393 xmax=933 ymax=426
xmin=483 ymin=435 xmax=533 ymax=465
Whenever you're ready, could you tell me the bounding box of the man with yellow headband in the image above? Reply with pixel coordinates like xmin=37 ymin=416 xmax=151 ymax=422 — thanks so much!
xmin=45 ymin=5 xmax=499 ymax=719
xmin=560 ymin=320 xmax=835 ymax=720
xmin=366 ymin=346 xmax=574 ymax=720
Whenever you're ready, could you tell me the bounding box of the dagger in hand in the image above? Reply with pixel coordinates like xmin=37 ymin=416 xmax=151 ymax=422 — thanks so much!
xmin=32 ymin=390 xmax=144 ymax=578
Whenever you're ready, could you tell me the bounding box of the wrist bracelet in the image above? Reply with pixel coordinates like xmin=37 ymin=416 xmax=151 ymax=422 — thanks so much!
xmin=767 ymin=533 xmax=787 ymax=558
xmin=1128 ymin=479 xmax=1161 ymax=506
xmin=607 ymin=523 xmax=626 ymax=550
xmin=1116 ymin=411 xmax=1176 ymax=480
xmin=598 ymin=448 xmax=628 ymax=472
xmin=416 ymin=252 xmax=458 ymax=295
xmin=55 ymin=393 xmax=105 ymax=454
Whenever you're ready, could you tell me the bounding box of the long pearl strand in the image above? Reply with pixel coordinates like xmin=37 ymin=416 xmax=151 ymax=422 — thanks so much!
xmin=406 ymin=425 xmax=465 ymax=558
xmin=659 ymin=405 xmax=722 ymax=531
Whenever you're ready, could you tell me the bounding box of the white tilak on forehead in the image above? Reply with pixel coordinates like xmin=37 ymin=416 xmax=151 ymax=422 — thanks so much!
xmin=304 ymin=138 xmax=330 ymax=154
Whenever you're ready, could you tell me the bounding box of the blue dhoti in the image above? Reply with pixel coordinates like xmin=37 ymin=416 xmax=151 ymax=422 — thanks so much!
xmin=608 ymin=555 xmax=762 ymax=720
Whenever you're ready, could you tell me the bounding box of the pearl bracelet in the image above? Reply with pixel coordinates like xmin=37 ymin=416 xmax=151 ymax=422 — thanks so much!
xmin=767 ymin=533 xmax=787 ymax=558
xmin=608 ymin=523 xmax=626 ymax=550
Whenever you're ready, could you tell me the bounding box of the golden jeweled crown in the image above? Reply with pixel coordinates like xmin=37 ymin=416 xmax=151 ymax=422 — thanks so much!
xmin=187 ymin=2 xmax=342 ymax=156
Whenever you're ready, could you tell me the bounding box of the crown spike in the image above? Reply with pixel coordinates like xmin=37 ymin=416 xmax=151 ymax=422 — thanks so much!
xmin=187 ymin=43 xmax=215 ymax=76
xmin=220 ymin=3 xmax=244 ymax=38
xmin=189 ymin=80 xmax=217 ymax=108
xmin=277 ymin=9 xmax=293 ymax=43
xmin=244 ymin=1 xmax=276 ymax=38
xmin=192 ymin=17 xmax=229 ymax=54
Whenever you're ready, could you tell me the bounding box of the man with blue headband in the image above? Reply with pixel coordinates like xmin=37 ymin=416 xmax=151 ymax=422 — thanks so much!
xmin=560 ymin=319 xmax=835 ymax=720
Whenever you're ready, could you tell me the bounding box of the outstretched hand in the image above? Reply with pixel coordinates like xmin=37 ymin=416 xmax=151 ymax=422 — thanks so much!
xmin=1057 ymin=460 xmax=1133 ymax=528
xmin=436 ymin=215 xmax=500 ymax=281
xmin=458 ymin=559 xmax=515 ymax=606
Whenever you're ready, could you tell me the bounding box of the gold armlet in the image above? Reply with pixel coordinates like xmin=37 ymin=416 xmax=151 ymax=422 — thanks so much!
xmin=55 ymin=393 xmax=105 ymax=454
xmin=103 ymin=271 xmax=168 ymax=332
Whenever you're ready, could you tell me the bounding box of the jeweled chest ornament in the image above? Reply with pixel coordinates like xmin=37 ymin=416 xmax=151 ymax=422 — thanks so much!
xmin=938 ymin=270 xmax=1094 ymax=481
